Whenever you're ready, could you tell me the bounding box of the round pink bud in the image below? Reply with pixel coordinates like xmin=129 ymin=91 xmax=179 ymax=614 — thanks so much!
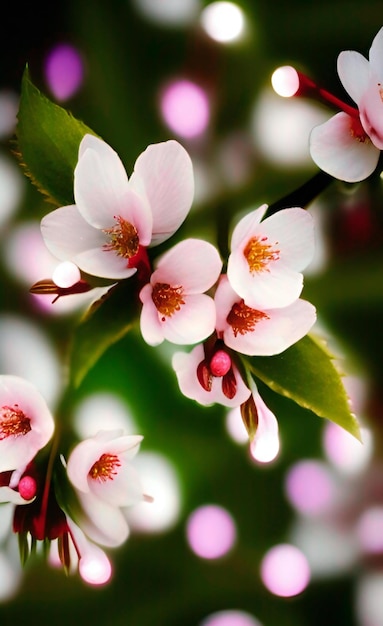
xmin=210 ymin=350 xmax=232 ymax=377
xmin=18 ymin=476 xmax=37 ymax=501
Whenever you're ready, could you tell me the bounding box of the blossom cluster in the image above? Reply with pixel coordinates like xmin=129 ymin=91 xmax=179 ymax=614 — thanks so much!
xmin=38 ymin=134 xmax=316 ymax=460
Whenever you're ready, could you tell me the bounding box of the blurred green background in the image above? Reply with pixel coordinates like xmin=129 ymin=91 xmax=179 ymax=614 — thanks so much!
xmin=2 ymin=1 xmax=383 ymax=625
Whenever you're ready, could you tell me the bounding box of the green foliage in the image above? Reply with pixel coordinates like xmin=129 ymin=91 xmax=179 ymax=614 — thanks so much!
xmin=16 ymin=68 xmax=97 ymax=207
xmin=246 ymin=334 xmax=360 ymax=439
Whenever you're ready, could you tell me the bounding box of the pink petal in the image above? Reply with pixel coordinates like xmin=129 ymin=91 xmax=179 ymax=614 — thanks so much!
xmin=310 ymin=112 xmax=380 ymax=182
xmin=227 ymin=250 xmax=304 ymax=309
xmin=41 ymin=205 xmax=106 ymax=261
xmin=223 ymin=298 xmax=317 ymax=356
xmin=152 ymin=238 xmax=222 ymax=293
xmin=89 ymin=459 xmax=143 ymax=508
xmin=230 ymin=204 xmax=268 ymax=251
xmin=76 ymin=490 xmax=130 ymax=547
xmin=369 ymin=26 xmax=383 ymax=76
xmin=337 ymin=51 xmax=370 ymax=105
xmin=359 ymin=80 xmax=383 ymax=149
xmin=75 ymin=136 xmax=130 ymax=228
xmin=172 ymin=345 xmax=251 ymax=408
xmin=0 ymin=486 xmax=34 ymax=504
xmin=249 ymin=384 xmax=280 ymax=463
xmin=139 ymin=284 xmax=165 ymax=346
xmin=130 ymin=140 xmax=194 ymax=246
xmin=160 ymin=294 xmax=216 ymax=345
xmin=255 ymin=208 xmax=315 ymax=271
xmin=74 ymin=247 xmax=137 ymax=280
xmin=0 ymin=376 xmax=54 ymax=473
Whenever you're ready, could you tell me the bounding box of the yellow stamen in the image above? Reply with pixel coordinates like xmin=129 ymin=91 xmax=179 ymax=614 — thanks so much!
xmin=152 ymin=283 xmax=185 ymax=321
xmin=243 ymin=236 xmax=280 ymax=274
xmin=103 ymin=216 xmax=139 ymax=258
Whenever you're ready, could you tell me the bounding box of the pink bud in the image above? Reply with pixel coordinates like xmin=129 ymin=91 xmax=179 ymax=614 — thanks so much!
xmin=210 ymin=350 xmax=232 ymax=377
xmin=18 ymin=475 xmax=37 ymax=501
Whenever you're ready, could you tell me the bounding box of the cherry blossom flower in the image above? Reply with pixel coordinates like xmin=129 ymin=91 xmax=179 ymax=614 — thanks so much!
xmin=139 ymin=238 xmax=222 ymax=346
xmin=40 ymin=134 xmax=194 ymax=280
xmin=66 ymin=430 xmax=146 ymax=547
xmin=172 ymin=342 xmax=251 ymax=408
xmin=227 ymin=205 xmax=314 ymax=309
xmin=215 ymin=275 xmax=316 ymax=356
xmin=0 ymin=376 xmax=55 ymax=478
xmin=310 ymin=27 xmax=383 ymax=182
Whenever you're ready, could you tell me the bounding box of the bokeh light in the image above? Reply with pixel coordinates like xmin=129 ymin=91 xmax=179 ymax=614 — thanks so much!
xmin=125 ymin=452 xmax=182 ymax=533
xmin=356 ymin=506 xmax=383 ymax=554
xmin=160 ymin=79 xmax=210 ymax=139
xmin=52 ymin=261 xmax=81 ymax=288
xmin=271 ymin=66 xmax=300 ymax=97
xmin=284 ymin=460 xmax=336 ymax=516
xmin=200 ymin=2 xmax=246 ymax=43
xmin=251 ymin=88 xmax=328 ymax=167
xmin=356 ymin=572 xmax=383 ymax=626
xmin=250 ymin=429 xmax=280 ymax=464
xmin=186 ymin=504 xmax=236 ymax=559
xmin=79 ymin=549 xmax=112 ymax=586
xmin=199 ymin=609 xmax=263 ymax=626
xmin=44 ymin=43 xmax=84 ymax=101
xmin=0 ymin=314 xmax=61 ymax=408
xmin=0 ymin=154 xmax=25 ymax=228
xmin=0 ymin=90 xmax=18 ymax=138
xmin=260 ymin=544 xmax=310 ymax=597
xmin=73 ymin=392 xmax=138 ymax=440
xmin=225 ymin=406 xmax=248 ymax=444
xmin=323 ymin=421 xmax=373 ymax=475
xmin=132 ymin=0 xmax=200 ymax=27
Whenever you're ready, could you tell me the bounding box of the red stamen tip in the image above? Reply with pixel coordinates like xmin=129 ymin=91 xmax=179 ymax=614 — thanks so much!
xmin=18 ymin=475 xmax=37 ymax=501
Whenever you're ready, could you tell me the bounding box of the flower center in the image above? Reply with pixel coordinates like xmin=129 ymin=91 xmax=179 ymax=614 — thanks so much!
xmin=103 ymin=216 xmax=139 ymax=258
xmin=151 ymin=283 xmax=185 ymax=321
xmin=227 ymin=300 xmax=269 ymax=337
xmin=89 ymin=453 xmax=121 ymax=482
xmin=243 ymin=236 xmax=280 ymax=274
xmin=349 ymin=116 xmax=370 ymax=143
xmin=0 ymin=405 xmax=31 ymax=441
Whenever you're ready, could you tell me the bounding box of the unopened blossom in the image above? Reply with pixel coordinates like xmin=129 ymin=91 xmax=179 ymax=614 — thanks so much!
xmin=41 ymin=134 xmax=194 ymax=280
xmin=215 ymin=275 xmax=316 ymax=356
xmin=310 ymin=27 xmax=383 ymax=182
xmin=66 ymin=430 xmax=146 ymax=547
xmin=139 ymin=238 xmax=222 ymax=346
xmin=241 ymin=381 xmax=280 ymax=463
xmin=172 ymin=342 xmax=251 ymax=408
xmin=0 ymin=376 xmax=55 ymax=478
xmin=227 ymin=205 xmax=314 ymax=309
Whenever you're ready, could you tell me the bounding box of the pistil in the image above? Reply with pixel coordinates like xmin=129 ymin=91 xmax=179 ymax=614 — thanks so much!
xmin=89 ymin=453 xmax=121 ymax=482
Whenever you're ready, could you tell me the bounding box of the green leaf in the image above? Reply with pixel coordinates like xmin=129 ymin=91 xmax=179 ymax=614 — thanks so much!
xmin=245 ymin=335 xmax=361 ymax=440
xmin=69 ymin=280 xmax=140 ymax=388
xmin=16 ymin=67 xmax=97 ymax=207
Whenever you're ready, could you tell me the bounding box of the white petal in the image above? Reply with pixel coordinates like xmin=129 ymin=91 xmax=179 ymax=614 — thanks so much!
xmin=75 ymin=136 xmax=129 ymax=228
xmin=228 ymin=250 xmax=304 ymax=309
xmin=0 ymin=375 xmax=54 ymax=473
xmin=230 ymin=204 xmax=268 ymax=251
xmin=369 ymin=27 xmax=383 ymax=76
xmin=130 ymin=140 xmax=194 ymax=246
xmin=223 ymin=299 xmax=317 ymax=356
xmin=139 ymin=284 xmax=165 ymax=346
xmin=74 ymin=247 xmax=137 ymax=280
xmin=152 ymin=238 xmax=222 ymax=293
xmin=41 ymin=205 xmax=106 ymax=261
xmin=161 ymin=294 xmax=216 ymax=345
xmin=337 ymin=51 xmax=370 ymax=104
xmin=256 ymin=208 xmax=315 ymax=271
xmin=310 ymin=112 xmax=380 ymax=182
xmin=249 ymin=385 xmax=280 ymax=463
xmin=172 ymin=345 xmax=251 ymax=408
xmin=89 ymin=459 xmax=143 ymax=508
xmin=76 ymin=490 xmax=130 ymax=547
